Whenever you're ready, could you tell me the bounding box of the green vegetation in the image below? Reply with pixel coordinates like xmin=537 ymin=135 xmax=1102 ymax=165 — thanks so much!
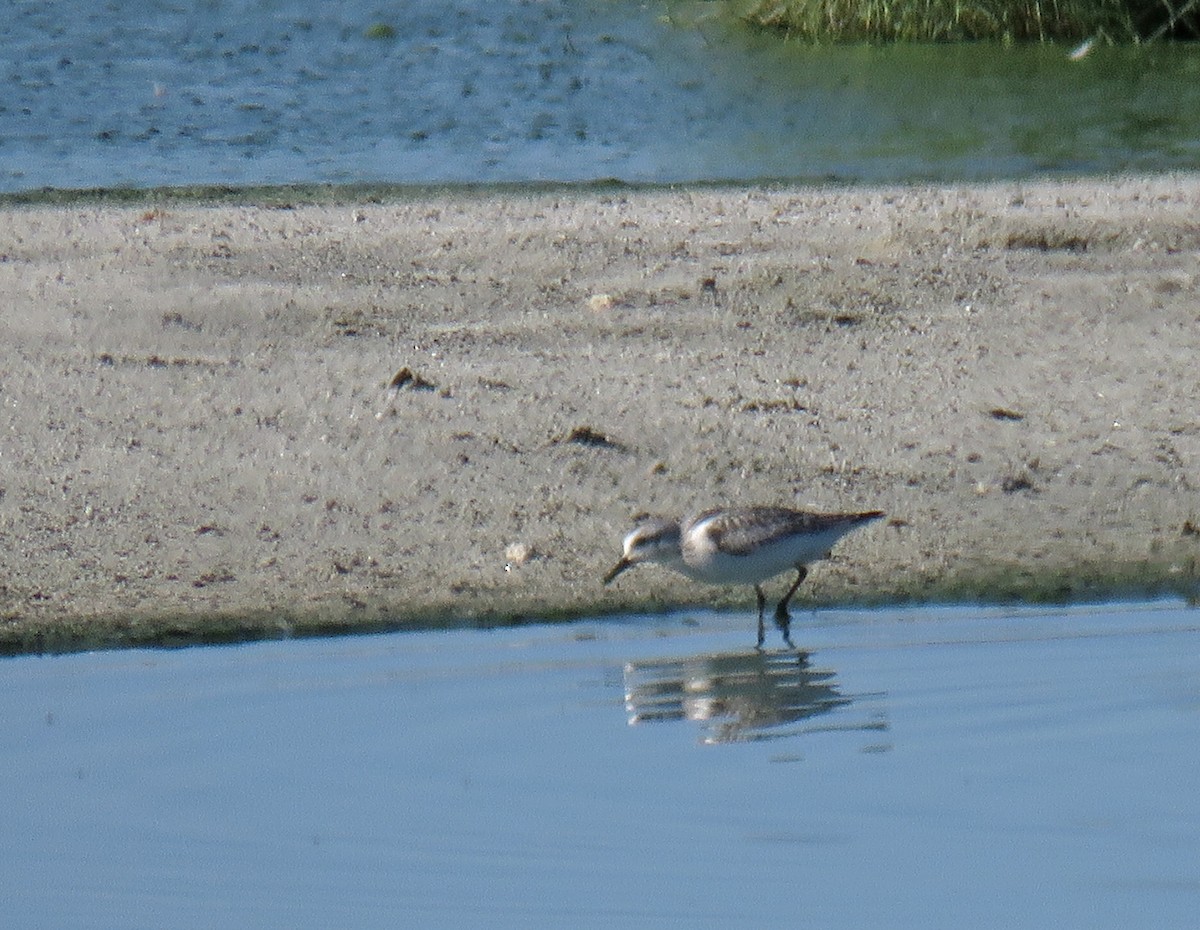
xmin=363 ymin=21 xmax=397 ymax=40
xmin=0 ymin=179 xmax=654 ymax=210
xmin=2 ymin=556 xmax=1195 ymax=656
xmin=721 ymin=0 xmax=1199 ymax=41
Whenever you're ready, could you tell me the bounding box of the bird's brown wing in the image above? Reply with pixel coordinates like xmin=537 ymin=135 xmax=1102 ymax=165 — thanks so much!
xmin=691 ymin=507 xmax=883 ymax=556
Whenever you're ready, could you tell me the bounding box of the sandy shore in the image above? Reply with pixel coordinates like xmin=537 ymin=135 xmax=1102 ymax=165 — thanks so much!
xmin=2 ymin=177 xmax=1199 ymax=653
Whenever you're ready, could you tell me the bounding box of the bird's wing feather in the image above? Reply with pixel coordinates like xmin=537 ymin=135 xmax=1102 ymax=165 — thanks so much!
xmin=690 ymin=507 xmax=882 ymax=556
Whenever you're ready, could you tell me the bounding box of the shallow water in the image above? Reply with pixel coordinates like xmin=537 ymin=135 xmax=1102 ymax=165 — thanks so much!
xmin=3 ymin=601 xmax=1198 ymax=928
xmin=3 ymin=0 xmax=1200 ymax=192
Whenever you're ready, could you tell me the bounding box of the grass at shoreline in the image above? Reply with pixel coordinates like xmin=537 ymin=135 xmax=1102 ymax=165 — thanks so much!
xmin=3 ymin=559 xmax=1194 ymax=657
xmin=720 ymin=0 xmax=1198 ymax=41
xmin=0 ymin=181 xmax=604 ymax=210
xmin=0 ymin=178 xmax=739 ymax=210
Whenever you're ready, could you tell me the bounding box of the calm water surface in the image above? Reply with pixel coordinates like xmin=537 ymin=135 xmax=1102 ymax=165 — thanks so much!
xmin=3 ymin=601 xmax=1198 ymax=928
xmin=3 ymin=0 xmax=1200 ymax=192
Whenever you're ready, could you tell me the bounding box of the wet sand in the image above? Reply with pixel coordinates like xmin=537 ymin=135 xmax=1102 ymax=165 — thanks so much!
xmin=2 ymin=176 xmax=1199 ymax=653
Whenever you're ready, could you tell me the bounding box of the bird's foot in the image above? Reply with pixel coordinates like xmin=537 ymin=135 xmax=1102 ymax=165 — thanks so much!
xmin=773 ymin=604 xmax=795 ymax=649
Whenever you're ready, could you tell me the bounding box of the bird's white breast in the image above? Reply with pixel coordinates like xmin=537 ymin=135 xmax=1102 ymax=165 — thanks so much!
xmin=680 ymin=516 xmax=846 ymax=585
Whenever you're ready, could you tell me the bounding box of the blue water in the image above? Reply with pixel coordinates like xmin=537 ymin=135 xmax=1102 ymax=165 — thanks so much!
xmin=3 ymin=0 xmax=1200 ymax=193
xmin=3 ymin=601 xmax=1198 ymax=928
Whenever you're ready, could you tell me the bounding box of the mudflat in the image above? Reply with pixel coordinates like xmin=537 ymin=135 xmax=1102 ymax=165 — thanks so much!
xmin=2 ymin=177 xmax=1198 ymax=653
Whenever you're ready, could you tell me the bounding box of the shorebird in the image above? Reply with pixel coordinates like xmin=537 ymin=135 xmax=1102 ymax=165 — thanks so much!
xmin=603 ymin=506 xmax=884 ymax=647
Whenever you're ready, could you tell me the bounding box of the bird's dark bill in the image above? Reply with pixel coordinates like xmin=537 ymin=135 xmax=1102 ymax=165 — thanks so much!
xmin=603 ymin=558 xmax=632 ymax=585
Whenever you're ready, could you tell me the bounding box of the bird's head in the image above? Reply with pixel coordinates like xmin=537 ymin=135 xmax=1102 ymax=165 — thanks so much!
xmin=602 ymin=517 xmax=682 ymax=584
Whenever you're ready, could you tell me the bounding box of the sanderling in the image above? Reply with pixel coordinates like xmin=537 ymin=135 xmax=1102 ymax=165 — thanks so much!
xmin=603 ymin=506 xmax=884 ymax=647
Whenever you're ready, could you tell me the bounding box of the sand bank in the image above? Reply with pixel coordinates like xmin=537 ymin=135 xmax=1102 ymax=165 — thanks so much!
xmin=2 ymin=177 xmax=1199 ymax=653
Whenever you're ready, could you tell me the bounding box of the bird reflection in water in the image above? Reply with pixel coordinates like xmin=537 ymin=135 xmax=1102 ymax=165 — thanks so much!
xmin=624 ymin=649 xmax=877 ymax=744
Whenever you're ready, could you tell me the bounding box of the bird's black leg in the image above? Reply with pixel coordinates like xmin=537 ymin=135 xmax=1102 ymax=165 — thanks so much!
xmin=773 ymin=566 xmax=808 ymax=648
xmin=755 ymin=584 xmax=767 ymax=648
